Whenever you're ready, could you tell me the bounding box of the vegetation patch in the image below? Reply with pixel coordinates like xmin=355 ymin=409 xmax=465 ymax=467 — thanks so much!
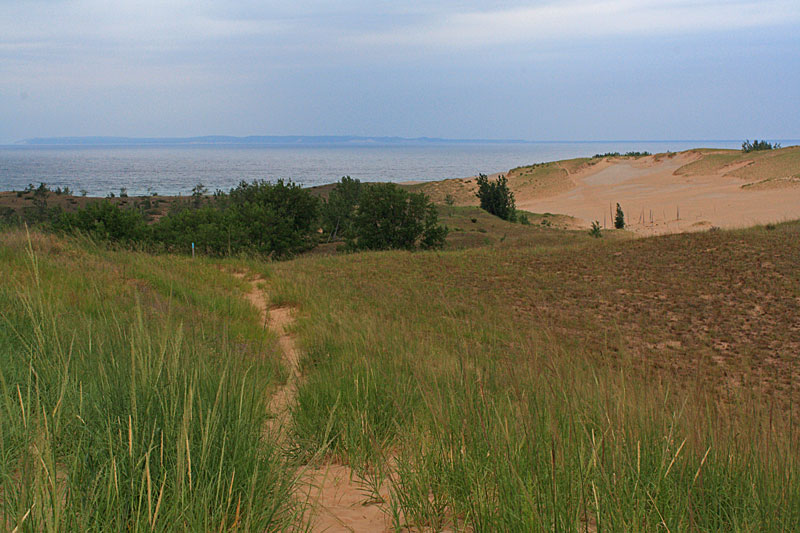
xmin=742 ymin=139 xmax=781 ymax=153
xmin=0 ymin=230 xmax=297 ymax=530
xmin=267 ymin=220 xmax=800 ymax=530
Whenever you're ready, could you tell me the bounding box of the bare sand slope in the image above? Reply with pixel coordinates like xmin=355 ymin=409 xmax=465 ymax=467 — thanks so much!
xmin=516 ymin=151 xmax=800 ymax=235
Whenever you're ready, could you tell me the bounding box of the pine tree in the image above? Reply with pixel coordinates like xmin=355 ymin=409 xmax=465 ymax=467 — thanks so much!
xmin=614 ymin=203 xmax=625 ymax=229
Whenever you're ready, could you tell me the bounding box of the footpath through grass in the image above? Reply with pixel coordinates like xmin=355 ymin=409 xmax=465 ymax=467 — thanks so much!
xmin=0 ymin=230 xmax=298 ymax=531
xmin=268 ymin=221 xmax=800 ymax=531
xmin=1 ymin=220 xmax=799 ymax=530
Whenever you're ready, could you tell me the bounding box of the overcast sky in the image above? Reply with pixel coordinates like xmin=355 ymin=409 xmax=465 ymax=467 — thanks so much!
xmin=1 ymin=0 xmax=799 ymax=143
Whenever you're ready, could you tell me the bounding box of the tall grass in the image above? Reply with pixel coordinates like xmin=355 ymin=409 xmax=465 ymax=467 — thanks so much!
xmin=3 ymin=221 xmax=799 ymax=530
xmin=269 ymin=225 xmax=800 ymax=531
xmin=0 ymin=231 xmax=298 ymax=531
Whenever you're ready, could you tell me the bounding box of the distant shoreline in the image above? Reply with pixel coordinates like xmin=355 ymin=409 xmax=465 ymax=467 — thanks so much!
xmin=9 ymin=136 xmax=790 ymax=148
xmin=2 ymin=142 xmax=796 ymax=198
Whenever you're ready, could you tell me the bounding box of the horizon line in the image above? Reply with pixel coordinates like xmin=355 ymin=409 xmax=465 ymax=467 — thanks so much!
xmin=8 ymin=134 xmax=800 ymax=147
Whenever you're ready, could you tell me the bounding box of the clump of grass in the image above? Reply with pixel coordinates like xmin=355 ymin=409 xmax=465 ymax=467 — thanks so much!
xmin=0 ymin=231 xmax=299 ymax=530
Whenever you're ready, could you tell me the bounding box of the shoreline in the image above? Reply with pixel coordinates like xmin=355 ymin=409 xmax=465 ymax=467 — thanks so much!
xmin=3 ymin=146 xmax=799 ymax=237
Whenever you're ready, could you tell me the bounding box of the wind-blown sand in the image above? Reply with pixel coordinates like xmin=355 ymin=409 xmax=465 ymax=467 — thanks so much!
xmin=511 ymin=148 xmax=800 ymax=235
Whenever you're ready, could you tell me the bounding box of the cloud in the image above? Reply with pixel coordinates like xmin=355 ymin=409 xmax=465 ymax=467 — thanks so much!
xmin=0 ymin=0 xmax=286 ymax=52
xmin=355 ymin=0 xmax=800 ymax=49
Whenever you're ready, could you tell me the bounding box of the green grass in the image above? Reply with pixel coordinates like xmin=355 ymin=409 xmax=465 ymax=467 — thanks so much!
xmin=268 ymin=221 xmax=800 ymax=531
xmin=437 ymin=205 xmax=587 ymax=249
xmin=2 ymin=218 xmax=799 ymax=530
xmin=0 ymin=230 xmax=299 ymax=531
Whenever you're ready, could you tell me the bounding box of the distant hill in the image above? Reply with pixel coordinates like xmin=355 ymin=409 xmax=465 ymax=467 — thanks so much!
xmin=16 ymin=135 xmax=533 ymax=146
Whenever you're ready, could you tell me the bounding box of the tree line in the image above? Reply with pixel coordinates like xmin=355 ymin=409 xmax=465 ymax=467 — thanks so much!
xmin=4 ymin=179 xmax=448 ymax=258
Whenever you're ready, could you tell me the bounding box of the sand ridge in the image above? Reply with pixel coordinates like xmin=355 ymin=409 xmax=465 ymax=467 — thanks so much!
xmin=514 ymin=150 xmax=800 ymax=235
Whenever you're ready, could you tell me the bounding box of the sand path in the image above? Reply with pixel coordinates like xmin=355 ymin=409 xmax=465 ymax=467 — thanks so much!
xmin=516 ymin=152 xmax=800 ymax=235
xmin=233 ymin=271 xmax=394 ymax=532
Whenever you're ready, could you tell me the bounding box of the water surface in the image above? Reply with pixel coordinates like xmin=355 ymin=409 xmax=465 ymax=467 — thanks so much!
xmin=0 ymin=141 xmax=749 ymax=196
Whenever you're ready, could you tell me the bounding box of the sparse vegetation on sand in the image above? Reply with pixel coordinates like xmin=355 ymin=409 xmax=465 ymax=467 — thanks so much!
xmin=268 ymin=220 xmax=800 ymax=530
xmin=675 ymin=145 xmax=800 ymax=183
xmin=2 ymin=217 xmax=799 ymax=530
xmin=742 ymin=139 xmax=780 ymax=153
xmin=593 ymin=151 xmax=652 ymax=158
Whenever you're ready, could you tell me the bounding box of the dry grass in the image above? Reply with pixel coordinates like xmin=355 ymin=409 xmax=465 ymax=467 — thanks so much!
xmin=674 ymin=146 xmax=800 ymax=184
xmin=265 ymin=219 xmax=800 ymax=530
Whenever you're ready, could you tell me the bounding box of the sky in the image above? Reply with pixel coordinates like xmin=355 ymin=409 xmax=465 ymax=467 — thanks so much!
xmin=1 ymin=0 xmax=799 ymax=144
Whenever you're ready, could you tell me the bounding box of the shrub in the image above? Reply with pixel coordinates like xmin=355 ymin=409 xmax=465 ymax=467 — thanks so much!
xmin=226 ymin=179 xmax=320 ymax=256
xmin=742 ymin=139 xmax=780 ymax=153
xmin=54 ymin=200 xmax=149 ymax=242
xmin=0 ymin=207 xmax=18 ymax=226
xmin=156 ymin=179 xmax=319 ymax=257
xmin=151 ymin=206 xmax=234 ymax=255
xmin=614 ymin=203 xmax=625 ymax=229
xmin=347 ymin=183 xmax=447 ymax=251
xmin=191 ymin=182 xmax=208 ymax=208
xmin=322 ymin=176 xmax=362 ymax=241
xmin=54 ymin=180 xmax=320 ymax=258
xmin=589 ymin=220 xmax=602 ymax=238
xmin=475 ymin=174 xmax=516 ymax=221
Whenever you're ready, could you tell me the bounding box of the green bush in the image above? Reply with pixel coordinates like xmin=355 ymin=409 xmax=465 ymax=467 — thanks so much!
xmin=347 ymin=183 xmax=447 ymax=251
xmin=589 ymin=220 xmax=602 ymax=237
xmin=475 ymin=174 xmax=516 ymax=221
xmin=151 ymin=206 xmax=234 ymax=255
xmin=54 ymin=180 xmax=320 ymax=258
xmin=156 ymin=180 xmax=320 ymax=257
xmin=322 ymin=176 xmax=362 ymax=241
xmin=742 ymin=139 xmax=780 ymax=153
xmin=54 ymin=200 xmax=149 ymax=242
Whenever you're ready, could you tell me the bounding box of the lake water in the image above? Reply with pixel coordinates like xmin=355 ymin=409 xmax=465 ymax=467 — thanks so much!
xmin=0 ymin=141 xmax=752 ymax=197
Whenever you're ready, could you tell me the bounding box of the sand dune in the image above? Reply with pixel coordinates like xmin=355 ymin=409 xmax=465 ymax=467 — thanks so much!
xmin=514 ymin=148 xmax=800 ymax=235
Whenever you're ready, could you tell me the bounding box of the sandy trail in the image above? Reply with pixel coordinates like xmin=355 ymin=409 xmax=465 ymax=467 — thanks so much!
xmin=233 ymin=271 xmax=394 ymax=532
xmin=516 ymin=152 xmax=800 ymax=235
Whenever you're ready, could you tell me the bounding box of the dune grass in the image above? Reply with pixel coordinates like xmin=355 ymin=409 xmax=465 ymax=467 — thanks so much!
xmin=268 ymin=221 xmax=800 ymax=531
xmin=0 ymin=230 xmax=299 ymax=531
xmin=2 ymin=218 xmax=799 ymax=530
xmin=675 ymin=146 xmax=800 ymax=183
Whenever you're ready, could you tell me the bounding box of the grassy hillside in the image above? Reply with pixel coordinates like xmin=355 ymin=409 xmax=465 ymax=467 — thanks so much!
xmin=267 ymin=220 xmax=800 ymax=530
xmin=1 ymin=219 xmax=799 ymax=530
xmin=676 ymin=146 xmax=800 ymax=188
